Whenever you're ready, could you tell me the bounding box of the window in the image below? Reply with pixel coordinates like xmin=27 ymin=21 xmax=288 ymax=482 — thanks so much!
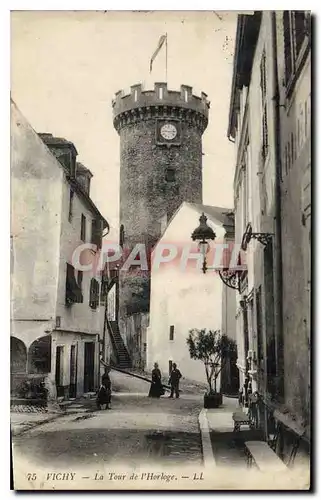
xmin=81 ymin=214 xmax=86 ymax=242
xmin=283 ymin=11 xmax=311 ymax=90
xmin=68 ymin=189 xmax=74 ymax=222
xmin=260 ymin=51 xmax=269 ymax=162
xmin=165 ymin=168 xmax=176 ymax=182
xmin=65 ymin=263 xmax=83 ymax=305
xmin=169 ymin=325 xmax=174 ymax=341
xmin=89 ymin=278 xmax=100 ymax=310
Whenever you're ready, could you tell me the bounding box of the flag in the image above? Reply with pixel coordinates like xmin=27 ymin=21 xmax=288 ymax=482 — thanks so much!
xmin=150 ymin=34 xmax=167 ymax=73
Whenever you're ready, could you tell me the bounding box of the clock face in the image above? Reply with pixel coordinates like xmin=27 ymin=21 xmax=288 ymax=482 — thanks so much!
xmin=160 ymin=123 xmax=177 ymax=141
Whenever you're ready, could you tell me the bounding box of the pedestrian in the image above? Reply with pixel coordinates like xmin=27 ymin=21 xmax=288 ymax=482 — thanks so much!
xmin=96 ymin=366 xmax=112 ymax=410
xmin=168 ymin=363 xmax=182 ymax=399
xmin=148 ymin=362 xmax=164 ymax=398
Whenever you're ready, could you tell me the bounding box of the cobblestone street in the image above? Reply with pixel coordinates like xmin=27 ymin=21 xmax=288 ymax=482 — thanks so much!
xmin=12 ymin=371 xmax=203 ymax=470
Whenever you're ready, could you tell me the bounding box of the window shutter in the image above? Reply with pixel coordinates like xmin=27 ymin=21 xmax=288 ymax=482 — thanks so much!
xmin=78 ymin=270 xmax=83 ymax=288
xmin=260 ymin=52 xmax=269 ymax=162
xmin=68 ymin=189 xmax=74 ymax=222
xmin=294 ymin=11 xmax=308 ymax=55
xmin=81 ymin=214 xmax=86 ymax=241
xmin=120 ymin=224 xmax=125 ymax=248
xmin=91 ymin=219 xmax=103 ymax=249
xmin=89 ymin=278 xmax=100 ymax=309
xmin=283 ymin=11 xmax=293 ymax=85
xmin=65 ymin=263 xmax=83 ymax=305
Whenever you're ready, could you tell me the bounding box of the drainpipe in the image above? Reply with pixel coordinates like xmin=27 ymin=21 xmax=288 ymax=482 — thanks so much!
xmin=271 ymin=12 xmax=284 ymax=400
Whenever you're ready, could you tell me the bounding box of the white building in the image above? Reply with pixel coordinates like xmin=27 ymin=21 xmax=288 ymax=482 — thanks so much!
xmin=11 ymin=100 xmax=109 ymax=400
xmin=147 ymin=202 xmax=236 ymax=387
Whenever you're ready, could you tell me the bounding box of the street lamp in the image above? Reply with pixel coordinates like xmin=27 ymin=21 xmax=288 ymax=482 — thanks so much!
xmin=191 ymin=213 xmax=216 ymax=274
xmin=191 ymin=212 xmax=243 ymax=291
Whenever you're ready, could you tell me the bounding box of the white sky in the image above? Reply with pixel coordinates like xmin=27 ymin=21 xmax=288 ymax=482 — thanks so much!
xmin=11 ymin=10 xmax=237 ymax=240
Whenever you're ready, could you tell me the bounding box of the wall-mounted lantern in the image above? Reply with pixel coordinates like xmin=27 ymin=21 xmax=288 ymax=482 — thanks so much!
xmin=191 ymin=212 xmax=243 ymax=292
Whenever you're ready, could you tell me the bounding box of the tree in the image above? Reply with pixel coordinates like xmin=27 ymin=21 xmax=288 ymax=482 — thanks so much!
xmin=186 ymin=328 xmax=237 ymax=394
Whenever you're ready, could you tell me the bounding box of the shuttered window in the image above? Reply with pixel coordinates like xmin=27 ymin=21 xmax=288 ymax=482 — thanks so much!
xmin=283 ymin=11 xmax=311 ymax=90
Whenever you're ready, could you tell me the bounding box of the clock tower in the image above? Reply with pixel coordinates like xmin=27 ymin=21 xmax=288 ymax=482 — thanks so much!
xmin=112 ymin=82 xmax=209 ymax=363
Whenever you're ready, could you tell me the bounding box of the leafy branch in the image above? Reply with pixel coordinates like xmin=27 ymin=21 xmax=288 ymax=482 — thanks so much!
xmin=186 ymin=328 xmax=237 ymax=394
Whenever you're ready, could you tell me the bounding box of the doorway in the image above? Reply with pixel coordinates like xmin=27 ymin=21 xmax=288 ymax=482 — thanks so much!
xmin=55 ymin=346 xmax=64 ymax=398
xmin=84 ymin=342 xmax=95 ymax=393
xmin=69 ymin=345 xmax=77 ymax=398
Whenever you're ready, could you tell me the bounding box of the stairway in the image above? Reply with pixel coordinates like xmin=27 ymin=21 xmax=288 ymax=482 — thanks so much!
xmin=107 ymin=320 xmax=132 ymax=369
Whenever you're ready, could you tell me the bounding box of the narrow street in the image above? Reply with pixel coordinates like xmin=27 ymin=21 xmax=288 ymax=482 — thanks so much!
xmin=12 ymin=371 xmax=203 ymax=471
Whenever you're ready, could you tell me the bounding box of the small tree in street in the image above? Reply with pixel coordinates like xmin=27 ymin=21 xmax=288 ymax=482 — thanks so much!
xmin=186 ymin=328 xmax=237 ymax=396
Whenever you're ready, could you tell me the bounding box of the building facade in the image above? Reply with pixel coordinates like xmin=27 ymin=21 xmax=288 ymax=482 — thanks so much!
xmin=147 ymin=202 xmax=237 ymax=388
xmin=11 ymin=100 xmax=109 ymax=401
xmin=227 ymin=11 xmax=310 ymax=462
xmin=112 ymin=83 xmax=209 ymax=366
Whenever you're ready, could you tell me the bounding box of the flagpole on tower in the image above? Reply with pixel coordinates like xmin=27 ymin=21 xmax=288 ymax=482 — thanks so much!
xmin=165 ymin=32 xmax=168 ymax=83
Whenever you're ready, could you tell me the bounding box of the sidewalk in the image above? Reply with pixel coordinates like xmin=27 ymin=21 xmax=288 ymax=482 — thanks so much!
xmin=198 ymin=396 xmax=239 ymax=468
xmin=206 ymin=396 xmax=239 ymax=433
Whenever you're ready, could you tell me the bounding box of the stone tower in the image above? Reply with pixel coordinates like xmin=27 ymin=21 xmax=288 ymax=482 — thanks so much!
xmin=112 ymin=82 xmax=209 ymax=361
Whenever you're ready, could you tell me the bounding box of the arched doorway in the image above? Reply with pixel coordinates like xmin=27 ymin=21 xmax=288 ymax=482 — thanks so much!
xmin=28 ymin=335 xmax=51 ymax=374
xmin=11 ymin=337 xmax=27 ymax=373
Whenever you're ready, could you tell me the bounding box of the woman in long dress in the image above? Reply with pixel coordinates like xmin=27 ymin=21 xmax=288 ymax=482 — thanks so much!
xmin=97 ymin=366 xmax=112 ymax=410
xmin=148 ymin=362 xmax=164 ymax=398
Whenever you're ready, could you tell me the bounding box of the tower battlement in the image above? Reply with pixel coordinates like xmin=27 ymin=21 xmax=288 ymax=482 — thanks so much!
xmin=112 ymin=83 xmax=210 ymax=133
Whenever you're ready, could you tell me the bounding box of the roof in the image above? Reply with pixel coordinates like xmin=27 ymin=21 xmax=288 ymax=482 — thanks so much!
xmin=153 ymin=201 xmax=235 ymax=251
xmin=186 ymin=203 xmax=235 ymax=231
xmin=38 ymin=133 xmax=78 ymax=155
xmin=76 ymin=162 xmax=93 ymax=178
xmin=227 ymin=12 xmax=262 ymax=139
xmin=38 ymin=134 xmax=108 ymax=230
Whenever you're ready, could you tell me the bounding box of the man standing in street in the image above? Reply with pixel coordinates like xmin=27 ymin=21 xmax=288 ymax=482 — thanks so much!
xmin=168 ymin=363 xmax=182 ymax=399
